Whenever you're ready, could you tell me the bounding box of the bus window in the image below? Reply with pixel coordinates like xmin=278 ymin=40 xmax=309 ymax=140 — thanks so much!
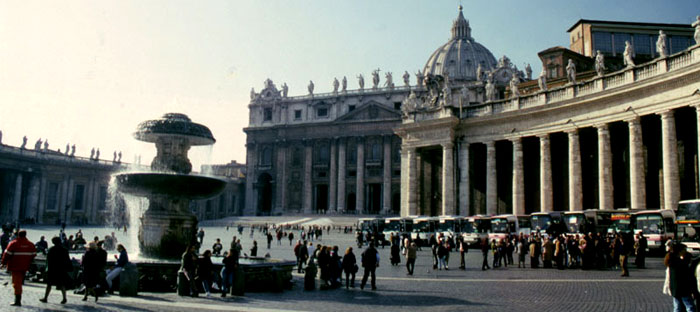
xmin=637 ymin=215 xmax=663 ymax=234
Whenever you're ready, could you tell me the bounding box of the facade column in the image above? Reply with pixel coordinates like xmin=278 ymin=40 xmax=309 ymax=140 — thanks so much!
xmin=382 ymin=136 xmax=392 ymax=215
xmin=696 ymin=105 xmax=700 ymax=197
xmin=243 ymin=143 xmax=257 ymax=215
xmin=628 ymin=117 xmax=646 ymax=209
xmin=511 ymin=138 xmax=525 ymax=215
xmin=660 ymin=110 xmax=680 ymax=210
xmin=539 ymin=134 xmax=553 ymax=212
xmin=275 ymin=143 xmax=287 ymax=215
xmin=26 ymin=175 xmax=41 ymax=221
xmin=356 ymin=138 xmax=365 ymax=214
xmin=303 ymin=140 xmax=313 ymax=214
xmin=401 ymin=147 xmax=418 ymax=216
xmin=65 ymin=178 xmax=74 ymax=223
xmin=458 ymin=142 xmax=470 ymax=216
xmin=12 ymin=172 xmax=23 ymax=222
xmin=568 ymin=130 xmax=583 ymax=211
xmin=329 ymin=139 xmax=338 ymax=213
xmin=37 ymin=177 xmax=47 ymax=224
xmin=597 ymin=124 xmax=614 ymax=210
xmin=442 ymin=142 xmax=455 ymax=216
xmin=337 ymin=138 xmax=346 ymax=213
xmin=485 ymin=141 xmax=497 ymax=215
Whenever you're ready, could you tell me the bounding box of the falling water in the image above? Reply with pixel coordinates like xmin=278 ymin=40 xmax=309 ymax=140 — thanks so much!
xmin=107 ymin=172 xmax=147 ymax=259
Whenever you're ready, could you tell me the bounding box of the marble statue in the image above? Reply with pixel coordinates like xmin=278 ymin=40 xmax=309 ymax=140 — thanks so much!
xmin=693 ymin=16 xmax=700 ymax=45
xmin=341 ymin=76 xmax=347 ymax=92
xmin=498 ymin=55 xmax=511 ymax=68
xmin=416 ymin=70 xmax=424 ymax=87
xmin=308 ymin=80 xmax=314 ymax=95
xmin=623 ymin=40 xmax=635 ymax=68
xmin=476 ymin=63 xmax=483 ymax=82
xmin=525 ymin=64 xmax=532 ymax=80
xmin=264 ymin=78 xmax=274 ymax=89
xmin=403 ymin=71 xmax=410 ymax=87
xmin=250 ymin=88 xmax=256 ymax=100
xmin=332 ymin=78 xmax=339 ymax=93
xmin=34 ymin=139 xmax=42 ymax=150
xmin=372 ymin=69 xmax=380 ymax=89
xmin=595 ymin=50 xmax=606 ymax=77
xmin=460 ymin=85 xmax=469 ymax=107
xmin=65 ymin=144 xmax=69 ymax=155
xmin=281 ymin=83 xmax=288 ymax=98
xmin=0 ymin=130 xmax=2 ymax=145
xmin=485 ymin=73 xmax=497 ymax=102
xmin=43 ymin=140 xmax=49 ymax=151
xmin=401 ymin=91 xmax=421 ymax=117
xmin=118 ymin=151 xmax=122 ymax=162
xmin=357 ymin=74 xmax=365 ymax=90
xmin=385 ymin=72 xmax=394 ymax=88
xmin=656 ymin=30 xmax=667 ymax=58
xmin=538 ymin=69 xmax=547 ymax=92
xmin=21 ymin=136 xmax=27 ymax=149
xmin=509 ymin=72 xmax=520 ymax=98
xmin=566 ymin=59 xmax=576 ymax=84
xmin=113 ymin=151 xmax=118 ymax=162
xmin=90 ymin=148 xmax=95 ymax=159
xmin=95 ymin=149 xmax=100 ymax=160
xmin=442 ymin=82 xmax=452 ymax=106
xmin=71 ymin=144 xmax=76 ymax=156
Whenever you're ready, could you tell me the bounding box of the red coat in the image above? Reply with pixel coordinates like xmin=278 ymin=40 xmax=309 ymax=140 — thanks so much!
xmin=1 ymin=237 xmax=37 ymax=272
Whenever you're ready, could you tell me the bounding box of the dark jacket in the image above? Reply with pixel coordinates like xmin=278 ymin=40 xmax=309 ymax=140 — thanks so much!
xmin=361 ymin=246 xmax=378 ymax=268
xmin=342 ymin=252 xmax=356 ymax=273
xmin=669 ymin=253 xmax=694 ymax=298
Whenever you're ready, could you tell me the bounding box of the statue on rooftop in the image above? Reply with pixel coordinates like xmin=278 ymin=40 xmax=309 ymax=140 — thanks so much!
xmin=90 ymin=148 xmax=95 ymax=159
xmin=693 ymin=16 xmax=700 ymax=45
xmin=341 ymin=76 xmax=347 ymax=92
xmin=595 ymin=50 xmax=606 ymax=77
xmin=21 ymin=136 xmax=27 ymax=149
xmin=34 ymin=139 xmax=42 ymax=150
xmin=357 ymin=74 xmax=365 ymax=90
xmin=415 ymin=70 xmax=424 ymax=87
xmin=250 ymin=88 xmax=256 ymax=100
xmin=385 ymin=72 xmax=394 ymax=89
xmin=485 ymin=72 xmax=497 ymax=102
xmin=403 ymin=71 xmax=410 ymax=87
xmin=566 ymin=59 xmax=576 ymax=84
xmin=118 ymin=151 xmax=122 ymax=162
xmin=538 ymin=69 xmax=547 ymax=92
xmin=43 ymin=140 xmax=49 ymax=151
xmin=476 ymin=63 xmax=484 ymax=82
xmin=525 ymin=64 xmax=532 ymax=80
xmin=460 ymin=85 xmax=470 ymax=107
xmin=509 ymin=72 xmax=520 ymax=98
xmin=308 ymin=80 xmax=314 ymax=95
xmin=113 ymin=151 xmax=117 ymax=162
xmin=281 ymin=83 xmax=288 ymax=98
xmin=372 ymin=69 xmax=380 ymax=89
xmin=623 ymin=41 xmax=635 ymax=68
xmin=656 ymin=30 xmax=667 ymax=58
xmin=71 ymin=144 xmax=76 ymax=157
xmin=65 ymin=144 xmax=69 ymax=155
xmin=332 ymin=78 xmax=339 ymax=94
xmin=95 ymin=149 xmax=100 ymax=160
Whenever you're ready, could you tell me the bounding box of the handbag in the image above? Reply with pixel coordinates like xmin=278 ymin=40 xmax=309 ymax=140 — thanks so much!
xmin=353 ymin=264 xmax=359 ymax=273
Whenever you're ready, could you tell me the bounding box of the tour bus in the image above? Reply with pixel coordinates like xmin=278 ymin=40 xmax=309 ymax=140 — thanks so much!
xmin=563 ymin=210 xmax=632 ymax=236
xmin=488 ymin=214 xmax=519 ymax=241
xmin=382 ymin=217 xmax=413 ymax=242
xmin=411 ymin=216 xmax=438 ymax=246
xmin=563 ymin=211 xmax=587 ymax=235
xmin=460 ymin=216 xmax=490 ymax=246
xmin=437 ymin=215 xmax=463 ymax=241
xmin=356 ymin=217 xmax=384 ymax=236
xmin=517 ymin=215 xmax=532 ymax=237
xmin=676 ymin=199 xmax=700 ymax=255
xmin=530 ymin=211 xmax=565 ymax=237
xmin=609 ymin=210 xmax=632 ymax=234
xmin=631 ymin=209 xmax=676 ymax=252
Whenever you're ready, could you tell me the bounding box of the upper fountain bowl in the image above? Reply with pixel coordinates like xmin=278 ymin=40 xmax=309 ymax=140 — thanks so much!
xmin=115 ymin=172 xmax=227 ymax=199
xmin=134 ymin=113 xmax=215 ymax=146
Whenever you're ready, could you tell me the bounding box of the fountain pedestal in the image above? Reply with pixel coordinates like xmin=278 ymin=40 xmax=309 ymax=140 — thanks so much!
xmin=139 ymin=197 xmax=198 ymax=259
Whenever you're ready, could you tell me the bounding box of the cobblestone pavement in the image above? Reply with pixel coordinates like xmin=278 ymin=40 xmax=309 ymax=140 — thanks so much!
xmin=10 ymin=220 xmax=673 ymax=312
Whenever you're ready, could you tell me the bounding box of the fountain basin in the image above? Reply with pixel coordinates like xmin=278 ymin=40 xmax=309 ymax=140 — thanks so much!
xmin=115 ymin=172 xmax=227 ymax=199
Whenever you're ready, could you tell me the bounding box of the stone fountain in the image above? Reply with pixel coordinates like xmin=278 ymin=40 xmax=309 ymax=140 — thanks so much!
xmin=115 ymin=113 xmax=226 ymax=259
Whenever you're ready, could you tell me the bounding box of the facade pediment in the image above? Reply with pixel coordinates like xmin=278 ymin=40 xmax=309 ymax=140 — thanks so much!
xmin=336 ymin=102 xmax=401 ymax=123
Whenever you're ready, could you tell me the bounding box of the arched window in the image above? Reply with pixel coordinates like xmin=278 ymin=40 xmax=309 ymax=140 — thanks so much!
xmin=260 ymin=147 xmax=272 ymax=166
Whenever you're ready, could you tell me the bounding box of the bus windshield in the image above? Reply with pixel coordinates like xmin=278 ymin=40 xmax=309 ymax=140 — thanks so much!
xmin=413 ymin=221 xmax=431 ymax=233
xmin=439 ymin=220 xmax=455 ymax=232
xmin=678 ymin=225 xmax=700 ymax=243
xmin=564 ymin=214 xmax=584 ymax=233
xmin=595 ymin=212 xmax=613 ymax=228
xmin=677 ymin=202 xmax=700 ymax=222
xmin=461 ymin=221 xmax=476 ymax=234
xmin=491 ymin=218 xmax=509 ymax=233
xmin=531 ymin=215 xmax=551 ymax=231
xmin=384 ymin=220 xmax=401 ymax=232
xmin=518 ymin=217 xmax=531 ymax=230
xmin=636 ymin=215 xmax=664 ymax=234
xmin=610 ymin=213 xmax=631 ymax=232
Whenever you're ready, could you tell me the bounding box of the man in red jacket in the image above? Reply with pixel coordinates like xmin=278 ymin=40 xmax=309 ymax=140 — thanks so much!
xmin=1 ymin=230 xmax=37 ymax=306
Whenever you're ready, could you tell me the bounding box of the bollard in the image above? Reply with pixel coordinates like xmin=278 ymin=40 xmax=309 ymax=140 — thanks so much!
xmin=304 ymin=262 xmax=317 ymax=291
xmin=270 ymin=267 xmax=284 ymax=292
xmin=177 ymin=271 xmax=189 ymax=296
xmin=119 ymin=263 xmax=139 ymax=296
xmin=231 ymin=267 xmax=245 ymax=296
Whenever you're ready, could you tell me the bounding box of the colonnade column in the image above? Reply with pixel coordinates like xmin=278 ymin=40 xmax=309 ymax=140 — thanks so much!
xmin=568 ymin=130 xmax=583 ymax=211
xmin=382 ymin=136 xmax=392 ymax=215
xmin=696 ymin=105 xmax=700 ymax=191
xmin=337 ymin=138 xmax=346 ymax=213
xmin=485 ymin=141 xmax=497 ymax=215
xmin=660 ymin=110 xmax=680 ymax=210
xmin=539 ymin=135 xmax=553 ymax=212
xmin=303 ymin=141 xmax=313 ymax=214
xmin=356 ymin=139 xmax=365 ymax=214
xmin=442 ymin=142 xmax=455 ymax=216
xmin=275 ymin=143 xmax=287 ymax=215
xmin=597 ymin=124 xmax=613 ymax=210
xmin=12 ymin=172 xmax=23 ymax=222
xmin=401 ymin=147 xmax=418 ymax=216
xmin=511 ymin=138 xmax=525 ymax=216
xmin=243 ymin=143 xmax=257 ymax=215
xmin=329 ymin=139 xmax=337 ymax=213
xmin=628 ymin=117 xmax=646 ymax=209
xmin=458 ymin=142 xmax=470 ymax=216
xmin=37 ymin=177 xmax=47 ymax=223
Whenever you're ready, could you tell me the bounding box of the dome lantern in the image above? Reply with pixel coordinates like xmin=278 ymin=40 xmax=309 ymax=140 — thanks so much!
xmin=451 ymin=5 xmax=472 ymax=40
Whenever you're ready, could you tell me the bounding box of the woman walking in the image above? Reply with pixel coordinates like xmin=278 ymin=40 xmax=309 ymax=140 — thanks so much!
xmin=665 ymin=243 xmax=697 ymax=312
xmin=341 ymin=247 xmax=357 ymax=289
xmin=81 ymin=242 xmax=101 ymax=302
xmin=40 ymin=237 xmax=71 ymax=304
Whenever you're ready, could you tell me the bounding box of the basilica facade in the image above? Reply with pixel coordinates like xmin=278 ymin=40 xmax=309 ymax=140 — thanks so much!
xmin=245 ymin=7 xmax=700 ymax=217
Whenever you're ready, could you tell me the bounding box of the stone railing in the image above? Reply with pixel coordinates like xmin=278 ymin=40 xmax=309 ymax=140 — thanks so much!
xmin=283 ymin=85 xmax=418 ymax=101
xmin=0 ymin=144 xmax=128 ymax=167
xmin=465 ymin=44 xmax=699 ymax=118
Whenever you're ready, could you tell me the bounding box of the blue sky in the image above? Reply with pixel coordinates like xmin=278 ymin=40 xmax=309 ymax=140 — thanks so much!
xmin=0 ymin=0 xmax=696 ymax=167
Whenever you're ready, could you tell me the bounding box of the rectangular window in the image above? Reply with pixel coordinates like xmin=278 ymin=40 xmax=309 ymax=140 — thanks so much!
xmin=99 ymin=186 xmax=108 ymax=210
xmin=263 ymin=108 xmax=272 ymax=121
xmin=294 ymin=109 xmax=302 ymax=120
xmin=592 ymin=31 xmax=612 ymax=54
xmin=348 ymin=105 xmax=356 ymax=112
xmin=633 ymin=34 xmax=651 ymax=56
xmin=230 ymin=195 xmax=237 ymax=213
xmin=394 ymin=102 xmax=401 ymax=110
xmin=218 ymin=195 xmax=225 ymax=213
xmin=670 ymin=36 xmax=691 ymax=54
xmin=548 ymin=67 xmax=557 ymax=79
xmin=73 ymin=184 xmax=85 ymax=210
xmin=317 ymin=107 xmax=328 ymax=117
xmin=613 ymin=33 xmax=631 ymax=55
xmin=317 ymin=171 xmax=327 ymax=178
xmin=47 ymin=183 xmax=59 ymax=211
xmin=348 ymin=170 xmax=357 ymax=177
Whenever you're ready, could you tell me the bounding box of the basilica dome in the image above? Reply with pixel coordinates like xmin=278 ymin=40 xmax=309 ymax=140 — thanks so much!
xmin=423 ymin=6 xmax=498 ymax=81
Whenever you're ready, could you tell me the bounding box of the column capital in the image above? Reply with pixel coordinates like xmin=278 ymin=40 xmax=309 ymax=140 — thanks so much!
xmin=596 ymin=123 xmax=609 ymax=132
xmin=485 ymin=140 xmax=496 ymax=149
xmin=565 ymin=128 xmax=579 ymax=135
xmin=509 ymin=136 xmax=522 ymax=144
xmin=625 ymin=116 xmax=642 ymax=126
xmin=442 ymin=142 xmax=454 ymax=150
xmin=658 ymin=109 xmax=674 ymax=119
xmin=536 ymin=133 xmax=550 ymax=140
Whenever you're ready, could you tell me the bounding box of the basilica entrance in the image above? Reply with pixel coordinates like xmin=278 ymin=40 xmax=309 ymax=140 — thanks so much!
xmin=418 ymin=147 xmax=442 ymax=216
xmin=315 ymin=184 xmax=328 ymax=213
xmin=367 ymin=184 xmax=382 ymax=214
xmin=257 ymin=173 xmax=272 ymax=216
